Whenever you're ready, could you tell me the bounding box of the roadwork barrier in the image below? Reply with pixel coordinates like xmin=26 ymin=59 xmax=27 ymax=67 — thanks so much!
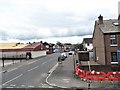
xmin=75 ymin=64 xmax=120 ymax=82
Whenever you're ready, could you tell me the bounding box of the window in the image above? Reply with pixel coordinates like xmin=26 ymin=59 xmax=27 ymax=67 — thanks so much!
xmin=111 ymin=52 xmax=117 ymax=62
xmin=110 ymin=35 xmax=117 ymax=45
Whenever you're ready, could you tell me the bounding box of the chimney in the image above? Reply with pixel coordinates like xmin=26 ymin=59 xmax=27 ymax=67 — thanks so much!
xmin=98 ymin=15 xmax=103 ymax=24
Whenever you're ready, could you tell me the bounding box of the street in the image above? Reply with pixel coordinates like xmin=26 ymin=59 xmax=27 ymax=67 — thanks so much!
xmin=1 ymin=53 xmax=59 ymax=88
xmin=1 ymin=53 xmax=119 ymax=90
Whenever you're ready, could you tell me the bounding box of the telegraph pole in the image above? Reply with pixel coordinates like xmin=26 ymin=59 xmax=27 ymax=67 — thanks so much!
xmin=73 ymin=54 xmax=75 ymax=74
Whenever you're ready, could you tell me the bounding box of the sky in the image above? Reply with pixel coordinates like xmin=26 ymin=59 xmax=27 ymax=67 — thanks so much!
xmin=0 ymin=0 xmax=120 ymax=44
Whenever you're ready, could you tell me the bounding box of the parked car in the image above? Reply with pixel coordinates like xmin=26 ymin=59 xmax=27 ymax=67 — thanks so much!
xmin=58 ymin=53 xmax=67 ymax=62
xmin=61 ymin=53 xmax=67 ymax=58
xmin=68 ymin=51 xmax=75 ymax=55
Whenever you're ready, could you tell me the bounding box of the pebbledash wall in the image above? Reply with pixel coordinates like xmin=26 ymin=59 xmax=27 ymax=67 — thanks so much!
xmin=30 ymin=50 xmax=46 ymax=58
xmin=1 ymin=50 xmax=46 ymax=59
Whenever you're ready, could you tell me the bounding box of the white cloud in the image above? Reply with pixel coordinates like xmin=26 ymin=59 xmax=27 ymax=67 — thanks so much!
xmin=0 ymin=0 xmax=119 ymax=43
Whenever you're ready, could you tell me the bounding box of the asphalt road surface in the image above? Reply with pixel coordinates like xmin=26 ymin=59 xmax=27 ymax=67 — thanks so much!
xmin=1 ymin=53 xmax=59 ymax=88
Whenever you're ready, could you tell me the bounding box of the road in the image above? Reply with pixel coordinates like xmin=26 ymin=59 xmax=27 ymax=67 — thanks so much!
xmin=1 ymin=53 xmax=59 ymax=88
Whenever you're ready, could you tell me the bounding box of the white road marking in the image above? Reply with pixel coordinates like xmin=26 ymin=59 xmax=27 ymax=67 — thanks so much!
xmin=2 ymin=74 xmax=23 ymax=86
xmin=10 ymin=84 xmax=16 ymax=87
xmin=27 ymin=66 xmax=39 ymax=72
xmin=6 ymin=87 xmax=14 ymax=88
xmin=41 ymin=83 xmax=53 ymax=88
xmin=28 ymin=60 xmax=37 ymax=65
xmin=28 ymin=85 xmax=34 ymax=88
xmin=42 ymin=62 xmax=47 ymax=65
xmin=21 ymin=85 xmax=25 ymax=87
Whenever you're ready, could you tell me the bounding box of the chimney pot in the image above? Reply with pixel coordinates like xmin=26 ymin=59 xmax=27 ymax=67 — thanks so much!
xmin=98 ymin=14 xmax=103 ymax=24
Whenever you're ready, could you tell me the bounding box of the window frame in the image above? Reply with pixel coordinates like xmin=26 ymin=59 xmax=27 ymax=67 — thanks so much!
xmin=111 ymin=52 xmax=118 ymax=63
xmin=110 ymin=34 xmax=117 ymax=45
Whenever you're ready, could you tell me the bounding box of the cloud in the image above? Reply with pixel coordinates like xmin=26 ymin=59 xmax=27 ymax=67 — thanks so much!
xmin=0 ymin=0 xmax=119 ymax=43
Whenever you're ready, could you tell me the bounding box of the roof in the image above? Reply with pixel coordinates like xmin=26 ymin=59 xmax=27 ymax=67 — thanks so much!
xmin=0 ymin=42 xmax=43 ymax=52
xmin=96 ymin=19 xmax=120 ymax=33
xmin=22 ymin=42 xmax=42 ymax=51
xmin=43 ymin=42 xmax=50 ymax=46
xmin=0 ymin=42 xmax=28 ymax=49
xmin=82 ymin=38 xmax=93 ymax=44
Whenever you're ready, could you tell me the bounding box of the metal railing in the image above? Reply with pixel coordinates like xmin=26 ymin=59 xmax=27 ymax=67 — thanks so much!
xmin=1 ymin=54 xmax=27 ymax=67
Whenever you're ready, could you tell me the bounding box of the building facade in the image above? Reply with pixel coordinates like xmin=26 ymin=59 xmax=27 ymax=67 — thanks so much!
xmin=0 ymin=42 xmax=47 ymax=59
xmin=93 ymin=15 xmax=120 ymax=65
xmin=82 ymin=38 xmax=93 ymax=51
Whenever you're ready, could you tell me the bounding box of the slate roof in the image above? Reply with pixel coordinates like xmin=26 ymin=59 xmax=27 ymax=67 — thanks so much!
xmin=96 ymin=19 xmax=120 ymax=33
xmin=82 ymin=38 xmax=93 ymax=44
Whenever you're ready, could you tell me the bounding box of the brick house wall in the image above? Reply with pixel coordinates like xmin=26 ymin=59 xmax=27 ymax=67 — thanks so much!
xmin=104 ymin=33 xmax=120 ymax=65
xmin=93 ymin=22 xmax=106 ymax=65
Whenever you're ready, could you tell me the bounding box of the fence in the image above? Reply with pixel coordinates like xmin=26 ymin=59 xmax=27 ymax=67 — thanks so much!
xmin=1 ymin=54 xmax=27 ymax=67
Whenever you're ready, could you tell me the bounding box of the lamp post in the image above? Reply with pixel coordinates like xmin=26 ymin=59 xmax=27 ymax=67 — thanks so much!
xmin=73 ymin=54 xmax=75 ymax=74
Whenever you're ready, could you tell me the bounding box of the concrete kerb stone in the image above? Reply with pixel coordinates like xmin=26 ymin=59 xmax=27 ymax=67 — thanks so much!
xmin=45 ymin=63 xmax=67 ymax=88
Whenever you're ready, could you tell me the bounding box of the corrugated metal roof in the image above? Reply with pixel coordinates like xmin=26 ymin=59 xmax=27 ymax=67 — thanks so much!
xmin=22 ymin=42 xmax=43 ymax=51
xmin=97 ymin=19 xmax=120 ymax=33
xmin=0 ymin=42 xmax=43 ymax=52
xmin=0 ymin=42 xmax=28 ymax=49
xmin=23 ymin=42 xmax=41 ymax=49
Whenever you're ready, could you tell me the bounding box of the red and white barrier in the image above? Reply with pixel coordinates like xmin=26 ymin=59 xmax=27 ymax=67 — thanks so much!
xmin=78 ymin=69 xmax=85 ymax=79
xmin=107 ymin=72 xmax=120 ymax=81
xmin=86 ymin=71 xmax=95 ymax=80
xmin=75 ymin=65 xmax=120 ymax=82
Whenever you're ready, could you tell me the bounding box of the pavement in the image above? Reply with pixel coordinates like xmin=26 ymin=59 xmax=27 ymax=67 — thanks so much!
xmin=47 ymin=55 xmax=120 ymax=90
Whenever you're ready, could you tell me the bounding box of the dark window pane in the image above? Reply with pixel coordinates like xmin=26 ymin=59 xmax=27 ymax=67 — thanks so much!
xmin=111 ymin=52 xmax=117 ymax=62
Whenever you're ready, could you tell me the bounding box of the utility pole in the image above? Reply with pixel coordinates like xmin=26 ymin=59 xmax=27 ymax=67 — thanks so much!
xmin=73 ymin=54 xmax=75 ymax=74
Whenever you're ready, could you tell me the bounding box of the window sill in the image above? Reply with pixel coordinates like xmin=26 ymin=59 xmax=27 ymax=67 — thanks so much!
xmin=110 ymin=44 xmax=118 ymax=47
xmin=111 ymin=62 xmax=118 ymax=64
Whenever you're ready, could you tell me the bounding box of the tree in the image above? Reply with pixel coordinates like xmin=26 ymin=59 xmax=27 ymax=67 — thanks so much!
xmin=56 ymin=41 xmax=62 ymax=46
xmin=74 ymin=43 xmax=83 ymax=51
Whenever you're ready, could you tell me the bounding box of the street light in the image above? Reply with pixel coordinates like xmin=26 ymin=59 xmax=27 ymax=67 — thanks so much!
xmin=73 ymin=54 xmax=75 ymax=74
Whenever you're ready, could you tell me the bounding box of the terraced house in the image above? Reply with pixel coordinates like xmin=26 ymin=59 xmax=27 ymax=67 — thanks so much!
xmin=93 ymin=15 xmax=120 ymax=65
